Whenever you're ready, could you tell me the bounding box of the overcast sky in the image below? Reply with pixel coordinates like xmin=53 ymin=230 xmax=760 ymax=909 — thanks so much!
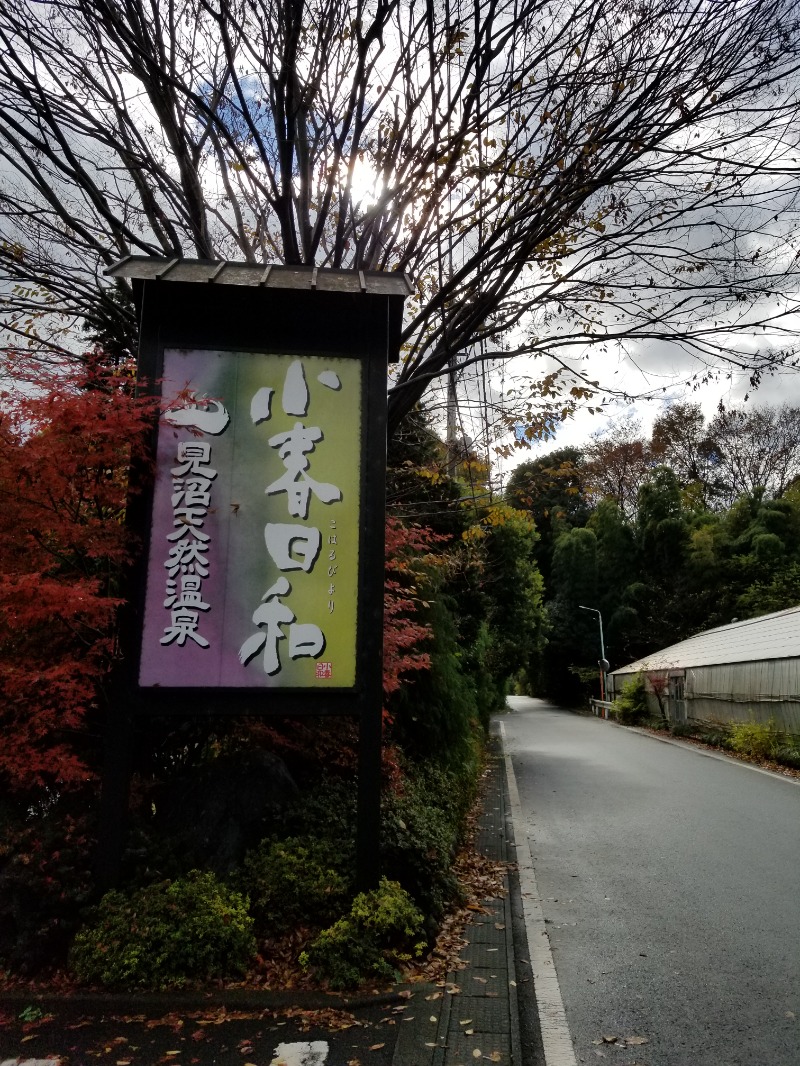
xmin=440 ymin=324 xmax=800 ymax=491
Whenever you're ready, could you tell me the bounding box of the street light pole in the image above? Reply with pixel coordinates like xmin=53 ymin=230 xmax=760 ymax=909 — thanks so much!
xmin=579 ymin=605 xmax=607 ymax=700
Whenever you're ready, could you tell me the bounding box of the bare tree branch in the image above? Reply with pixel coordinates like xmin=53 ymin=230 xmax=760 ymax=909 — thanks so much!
xmin=0 ymin=0 xmax=798 ymax=432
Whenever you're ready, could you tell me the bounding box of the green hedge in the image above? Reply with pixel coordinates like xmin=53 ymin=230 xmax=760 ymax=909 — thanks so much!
xmin=70 ymin=870 xmax=255 ymax=989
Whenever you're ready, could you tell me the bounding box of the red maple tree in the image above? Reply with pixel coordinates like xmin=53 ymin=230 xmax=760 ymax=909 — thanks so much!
xmin=0 ymin=353 xmax=156 ymax=792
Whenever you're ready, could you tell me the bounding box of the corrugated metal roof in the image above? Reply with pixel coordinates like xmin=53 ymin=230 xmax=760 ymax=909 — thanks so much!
xmin=611 ymin=604 xmax=800 ymax=674
xmin=105 ymin=255 xmax=413 ymax=296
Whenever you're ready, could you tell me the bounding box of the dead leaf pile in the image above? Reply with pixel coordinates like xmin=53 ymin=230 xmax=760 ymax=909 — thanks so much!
xmin=280 ymin=1006 xmax=362 ymax=1033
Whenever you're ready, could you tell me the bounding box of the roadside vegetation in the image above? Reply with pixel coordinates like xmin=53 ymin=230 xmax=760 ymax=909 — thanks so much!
xmin=606 ymin=674 xmax=800 ymax=773
xmin=667 ymin=718 xmax=800 ymax=773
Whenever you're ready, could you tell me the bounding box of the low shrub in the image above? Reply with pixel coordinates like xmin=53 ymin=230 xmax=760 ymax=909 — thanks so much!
xmin=669 ymin=722 xmax=696 ymax=738
xmin=300 ymin=877 xmax=424 ymax=990
xmin=239 ymin=836 xmax=350 ymax=935
xmin=381 ymin=761 xmax=474 ymax=924
xmin=69 ymin=870 xmax=255 ymax=989
xmin=279 ymin=762 xmax=473 ymax=932
xmin=610 ymin=673 xmax=649 ymax=724
xmin=728 ymin=718 xmax=781 ymax=760
xmin=700 ymin=725 xmax=732 ymax=749
xmin=773 ymin=743 xmax=800 ymax=769
xmin=281 ymin=775 xmax=357 ymax=854
xmin=667 ymin=718 xmax=800 ymax=769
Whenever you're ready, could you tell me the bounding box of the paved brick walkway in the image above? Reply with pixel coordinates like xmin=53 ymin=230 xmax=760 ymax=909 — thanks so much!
xmin=392 ymin=741 xmax=521 ymax=1065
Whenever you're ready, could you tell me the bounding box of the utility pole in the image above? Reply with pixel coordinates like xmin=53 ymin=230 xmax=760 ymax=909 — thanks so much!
xmin=579 ymin=605 xmax=608 ymax=700
xmin=446 ymin=354 xmax=458 ymax=477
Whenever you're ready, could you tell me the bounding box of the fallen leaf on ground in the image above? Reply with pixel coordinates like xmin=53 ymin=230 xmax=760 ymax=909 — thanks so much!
xmin=147 ymin=1014 xmax=185 ymax=1031
xmin=368 ymin=1043 xmax=385 ymax=1051
xmin=281 ymin=1007 xmax=359 ymax=1033
xmin=625 ymin=1036 xmax=649 ymax=1045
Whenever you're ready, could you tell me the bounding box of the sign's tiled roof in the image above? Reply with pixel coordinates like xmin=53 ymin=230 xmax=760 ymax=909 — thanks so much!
xmin=106 ymin=255 xmax=413 ymax=296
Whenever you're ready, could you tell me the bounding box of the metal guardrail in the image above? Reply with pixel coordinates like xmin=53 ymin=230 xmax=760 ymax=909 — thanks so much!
xmin=589 ymin=698 xmax=614 ymax=719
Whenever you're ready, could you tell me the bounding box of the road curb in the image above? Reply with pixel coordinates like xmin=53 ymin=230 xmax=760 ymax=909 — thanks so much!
xmin=0 ymin=986 xmax=410 ymax=1014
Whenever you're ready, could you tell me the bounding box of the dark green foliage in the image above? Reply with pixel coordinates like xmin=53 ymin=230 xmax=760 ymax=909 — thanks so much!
xmin=300 ymin=878 xmax=424 ymax=990
xmin=462 ymin=620 xmax=510 ymax=731
xmin=281 ymin=775 xmax=358 ymax=853
xmin=275 ymin=761 xmax=472 ymax=932
xmin=479 ymin=507 xmax=547 ymax=706
xmin=589 ymin=500 xmax=641 ymax=663
xmin=381 ymin=762 xmax=475 ymax=924
xmin=239 ymin=836 xmax=350 ymax=935
xmin=69 ymin=871 xmax=256 ymax=989
xmin=506 ymin=447 xmax=590 ymax=586
xmin=0 ymin=804 xmax=94 ymax=973
xmin=390 ymin=589 xmax=482 ymax=767
xmin=737 ymin=559 xmax=800 ymax=618
xmin=773 ymin=743 xmax=800 ymax=769
xmin=544 ymin=526 xmax=601 ymax=701
xmin=668 ymin=722 xmax=696 ymax=738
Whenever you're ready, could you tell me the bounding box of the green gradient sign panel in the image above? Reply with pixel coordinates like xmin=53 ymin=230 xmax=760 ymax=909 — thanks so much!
xmin=139 ymin=348 xmax=361 ymax=688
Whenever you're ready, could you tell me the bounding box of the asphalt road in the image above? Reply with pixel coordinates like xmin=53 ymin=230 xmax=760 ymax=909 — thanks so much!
xmin=503 ymin=697 xmax=800 ymax=1066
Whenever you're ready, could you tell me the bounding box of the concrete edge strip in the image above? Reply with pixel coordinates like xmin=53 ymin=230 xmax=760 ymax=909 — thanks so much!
xmin=498 ymin=722 xmax=577 ymax=1066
